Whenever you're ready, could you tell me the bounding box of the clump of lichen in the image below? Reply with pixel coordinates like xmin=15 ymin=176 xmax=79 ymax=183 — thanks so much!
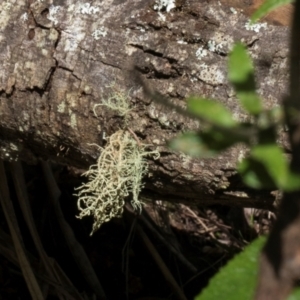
xmin=93 ymin=88 xmax=132 ymax=119
xmin=76 ymin=85 xmax=160 ymax=234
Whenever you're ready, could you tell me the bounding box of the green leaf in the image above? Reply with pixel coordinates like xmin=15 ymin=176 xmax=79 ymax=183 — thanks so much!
xmin=238 ymin=144 xmax=300 ymax=191
xmin=228 ymin=43 xmax=263 ymax=115
xmin=187 ymin=97 xmax=237 ymax=128
xmin=289 ymin=287 xmax=300 ymax=300
xmin=238 ymin=157 xmax=278 ymax=189
xmin=284 ymin=172 xmax=300 ymax=192
xmin=251 ymin=0 xmax=294 ymax=23
xmin=237 ymin=92 xmax=263 ymax=116
xmin=257 ymin=107 xmax=284 ymax=129
xmin=200 ymin=127 xmax=248 ymax=150
xmin=257 ymin=127 xmax=277 ymax=144
xmin=228 ymin=43 xmax=253 ymax=83
xmin=251 ymin=145 xmax=289 ymax=187
xmin=169 ymin=132 xmax=216 ymax=157
xmin=195 ymin=236 xmax=266 ymax=300
xmin=169 ymin=125 xmax=250 ymax=157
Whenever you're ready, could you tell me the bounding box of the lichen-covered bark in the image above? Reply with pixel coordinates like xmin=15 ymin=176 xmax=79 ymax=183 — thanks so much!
xmin=0 ymin=0 xmax=290 ymax=208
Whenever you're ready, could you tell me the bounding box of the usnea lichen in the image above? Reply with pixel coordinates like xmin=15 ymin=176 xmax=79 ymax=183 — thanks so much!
xmin=75 ymin=130 xmax=160 ymax=235
xmin=92 ymin=26 xmax=107 ymax=40
xmin=76 ymin=88 xmax=160 ymax=235
xmin=93 ymin=88 xmax=132 ymax=118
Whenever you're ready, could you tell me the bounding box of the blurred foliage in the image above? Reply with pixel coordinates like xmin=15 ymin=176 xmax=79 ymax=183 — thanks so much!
xmin=171 ymin=42 xmax=300 ymax=192
xmin=167 ymin=1 xmax=300 ymax=299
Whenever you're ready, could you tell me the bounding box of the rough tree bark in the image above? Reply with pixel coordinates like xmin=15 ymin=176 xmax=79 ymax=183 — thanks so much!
xmin=0 ymin=0 xmax=290 ymax=209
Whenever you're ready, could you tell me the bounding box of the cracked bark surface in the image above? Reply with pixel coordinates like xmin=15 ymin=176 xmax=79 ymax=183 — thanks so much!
xmin=0 ymin=0 xmax=290 ymax=209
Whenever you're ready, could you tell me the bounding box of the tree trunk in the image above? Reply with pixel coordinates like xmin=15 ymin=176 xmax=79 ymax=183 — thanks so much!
xmin=0 ymin=0 xmax=290 ymax=209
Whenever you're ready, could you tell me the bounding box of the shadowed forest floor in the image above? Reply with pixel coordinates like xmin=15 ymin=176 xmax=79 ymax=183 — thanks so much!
xmin=0 ymin=161 xmax=274 ymax=299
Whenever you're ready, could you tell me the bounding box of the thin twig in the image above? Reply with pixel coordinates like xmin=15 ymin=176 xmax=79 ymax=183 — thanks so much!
xmin=40 ymin=161 xmax=107 ymax=300
xmin=181 ymin=205 xmax=217 ymax=240
xmin=136 ymin=224 xmax=188 ymax=300
xmin=125 ymin=203 xmax=197 ymax=273
xmin=122 ymin=218 xmax=137 ymax=300
xmin=0 ymin=161 xmax=44 ymax=300
xmin=182 ymin=254 xmax=226 ymax=288
xmin=9 ymin=161 xmax=80 ymax=300
xmin=127 ymin=127 xmax=142 ymax=148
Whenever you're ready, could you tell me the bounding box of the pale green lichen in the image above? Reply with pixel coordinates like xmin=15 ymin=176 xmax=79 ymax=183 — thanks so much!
xmin=57 ymin=101 xmax=66 ymax=113
xmin=158 ymin=115 xmax=170 ymax=127
xmin=76 ymin=86 xmax=160 ymax=234
xmin=70 ymin=112 xmax=77 ymax=128
xmin=75 ymin=130 xmax=159 ymax=235
xmin=93 ymin=88 xmax=132 ymax=119
xmin=180 ymin=153 xmax=191 ymax=169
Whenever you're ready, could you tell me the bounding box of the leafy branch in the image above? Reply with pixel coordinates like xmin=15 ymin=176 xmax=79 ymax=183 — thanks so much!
xmin=136 ymin=0 xmax=300 ymax=298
